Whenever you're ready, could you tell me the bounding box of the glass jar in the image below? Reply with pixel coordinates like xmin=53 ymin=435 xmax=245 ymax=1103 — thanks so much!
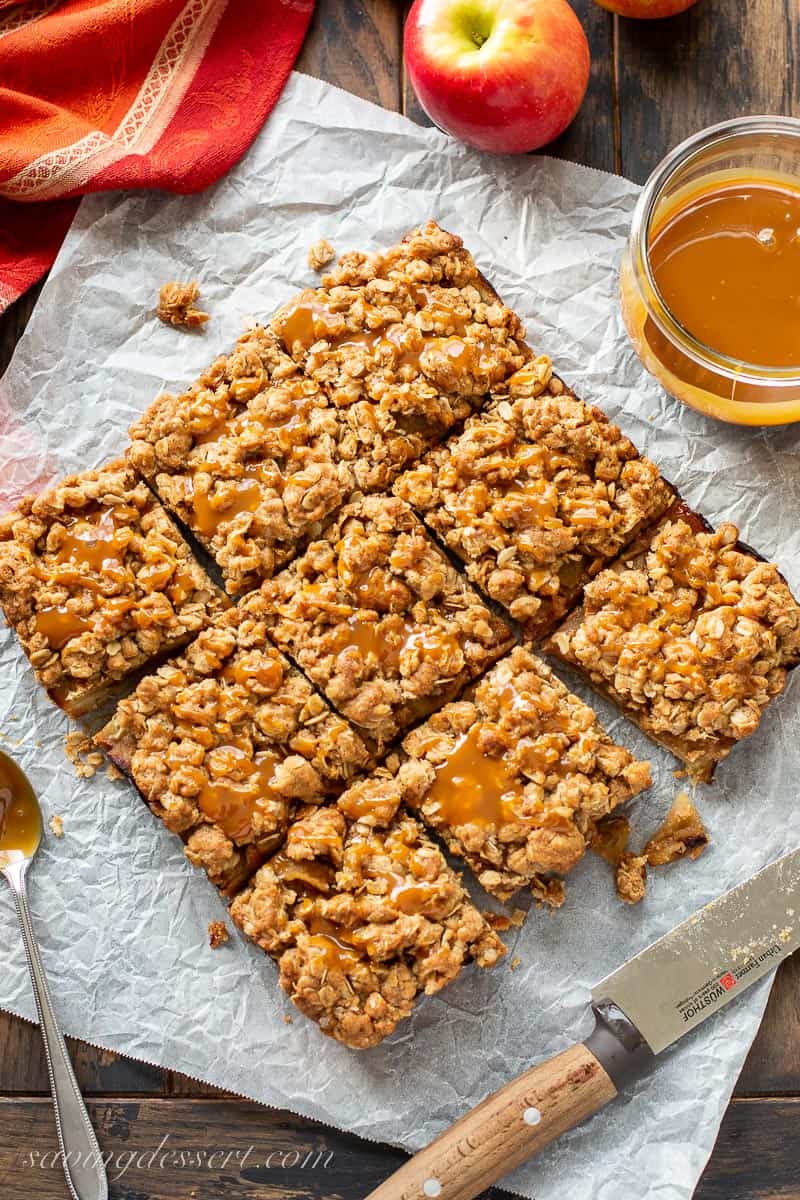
xmin=620 ymin=116 xmax=800 ymax=425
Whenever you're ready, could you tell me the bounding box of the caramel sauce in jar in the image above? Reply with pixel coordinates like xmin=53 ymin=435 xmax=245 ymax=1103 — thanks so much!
xmin=620 ymin=119 xmax=800 ymax=424
xmin=649 ymin=181 xmax=800 ymax=369
xmin=0 ymin=753 xmax=41 ymax=866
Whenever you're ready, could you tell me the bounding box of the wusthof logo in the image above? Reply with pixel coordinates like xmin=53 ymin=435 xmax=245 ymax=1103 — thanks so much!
xmin=676 ymin=943 xmax=782 ymax=1022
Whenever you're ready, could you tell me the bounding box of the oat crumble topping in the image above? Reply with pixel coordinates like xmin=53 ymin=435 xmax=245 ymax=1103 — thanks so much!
xmin=0 ymin=460 xmax=227 ymax=715
xmin=230 ymin=800 xmax=505 ymax=1048
xmin=338 ymin=646 xmax=651 ymax=903
xmin=307 ymin=239 xmax=336 ymax=271
xmin=395 ymin=388 xmax=672 ymax=639
xmin=615 ymin=853 xmax=647 ymax=905
xmin=548 ymin=512 xmax=800 ymax=779
xmin=64 ymin=730 xmax=104 ymax=779
xmin=258 ymin=494 xmax=512 ymax=750
xmin=157 ymin=281 xmax=209 ymax=329
xmin=208 ymin=920 xmax=229 ymax=949
xmin=95 ymin=599 xmax=372 ymax=893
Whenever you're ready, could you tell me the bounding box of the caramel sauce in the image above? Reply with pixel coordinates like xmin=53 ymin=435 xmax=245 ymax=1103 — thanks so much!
xmin=193 ymin=386 xmax=313 ymax=448
xmin=649 ymin=180 xmax=800 ymax=368
xmin=275 ymin=292 xmax=477 ymax=375
xmin=221 ymin=655 xmax=284 ymax=690
xmin=495 ymin=478 xmax=559 ymax=526
xmin=330 ymin=616 xmax=457 ymax=671
xmin=306 ymin=916 xmax=362 ymax=972
xmin=34 ymin=606 xmax=91 ymax=649
xmin=270 ymin=853 xmax=334 ymax=892
xmin=190 ymin=470 xmax=263 ymax=535
xmin=389 ymin=879 xmax=439 ymax=915
xmin=198 ymin=748 xmax=280 ymax=842
xmin=54 ymin=508 xmax=127 ymax=571
xmin=0 ymin=752 xmax=41 ymax=865
xmin=273 ymin=300 xmax=342 ymax=350
xmin=167 ymin=567 xmax=197 ymax=607
xmin=424 ymin=726 xmax=521 ymax=828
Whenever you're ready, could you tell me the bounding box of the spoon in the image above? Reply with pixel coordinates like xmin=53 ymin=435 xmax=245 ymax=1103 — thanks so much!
xmin=0 ymin=749 xmax=108 ymax=1200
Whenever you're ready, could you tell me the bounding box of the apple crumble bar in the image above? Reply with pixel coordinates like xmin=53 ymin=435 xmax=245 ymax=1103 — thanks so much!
xmin=129 ymin=325 xmax=356 ymax=594
xmin=547 ymin=502 xmax=800 ymax=781
xmin=271 ymin=221 xmax=530 ymax=487
xmin=346 ymin=645 xmax=651 ymax=903
xmin=0 ymin=459 xmax=226 ymax=715
xmin=95 ymin=600 xmax=372 ymax=894
xmin=230 ymin=800 xmax=505 ymax=1048
xmin=259 ymin=494 xmax=513 ymax=750
xmin=395 ymin=383 xmax=673 ymax=640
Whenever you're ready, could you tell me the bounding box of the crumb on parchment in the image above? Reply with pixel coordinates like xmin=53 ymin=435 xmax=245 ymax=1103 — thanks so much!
xmin=594 ymin=792 xmax=709 ymax=906
xmin=644 ymin=792 xmax=709 ymax=866
xmin=49 ymin=814 xmax=64 ymax=839
xmin=64 ymin=731 xmax=104 ymax=779
xmin=105 ymin=761 xmax=123 ymax=782
xmin=208 ymin=921 xmax=229 ymax=949
xmin=615 ymin=853 xmax=647 ymax=905
xmin=157 ymin=281 xmax=210 ymax=329
xmin=307 ymin=238 xmax=335 ymax=271
xmin=510 ymin=957 xmax=522 ymax=971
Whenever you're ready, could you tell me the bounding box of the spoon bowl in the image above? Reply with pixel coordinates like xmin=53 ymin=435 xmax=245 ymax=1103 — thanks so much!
xmin=0 ymin=749 xmax=43 ymax=871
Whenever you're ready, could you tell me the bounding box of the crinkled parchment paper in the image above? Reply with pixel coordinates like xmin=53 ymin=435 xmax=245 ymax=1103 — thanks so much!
xmin=1 ymin=72 xmax=798 ymax=1200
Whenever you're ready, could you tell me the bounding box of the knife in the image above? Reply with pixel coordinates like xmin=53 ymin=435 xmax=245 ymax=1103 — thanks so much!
xmin=364 ymin=847 xmax=800 ymax=1200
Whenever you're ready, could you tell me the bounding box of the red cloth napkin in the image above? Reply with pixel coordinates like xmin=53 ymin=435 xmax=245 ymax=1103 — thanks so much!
xmin=0 ymin=0 xmax=314 ymax=312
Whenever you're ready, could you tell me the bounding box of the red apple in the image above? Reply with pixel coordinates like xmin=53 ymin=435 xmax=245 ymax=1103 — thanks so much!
xmin=594 ymin=0 xmax=699 ymax=15
xmin=404 ymin=0 xmax=591 ymax=154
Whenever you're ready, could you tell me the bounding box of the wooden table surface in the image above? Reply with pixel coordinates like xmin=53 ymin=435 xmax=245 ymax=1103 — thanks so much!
xmin=1 ymin=3 xmax=799 ymax=1198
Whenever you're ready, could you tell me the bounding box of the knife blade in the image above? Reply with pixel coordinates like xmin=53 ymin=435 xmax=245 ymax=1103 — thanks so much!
xmin=592 ymin=845 xmax=800 ymax=1055
xmin=365 ymin=846 xmax=800 ymax=1200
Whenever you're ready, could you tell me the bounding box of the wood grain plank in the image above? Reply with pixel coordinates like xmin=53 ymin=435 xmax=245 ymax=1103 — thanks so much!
xmin=0 ymin=1011 xmax=165 ymax=1095
xmin=616 ymin=0 xmax=800 ymax=184
xmin=2 ymin=1096 xmax=800 ymax=1200
xmin=735 ymin=952 xmax=800 ymax=1096
xmin=0 ymin=281 xmax=44 ymax=376
xmin=401 ymin=2 xmax=617 ymax=174
xmin=296 ymin=0 xmax=403 ymax=111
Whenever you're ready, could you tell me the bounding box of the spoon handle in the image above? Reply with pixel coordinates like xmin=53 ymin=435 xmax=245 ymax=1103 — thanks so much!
xmin=8 ymin=866 xmax=108 ymax=1200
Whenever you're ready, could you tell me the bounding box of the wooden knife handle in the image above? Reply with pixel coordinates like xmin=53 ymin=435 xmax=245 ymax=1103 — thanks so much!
xmin=364 ymin=1005 xmax=654 ymax=1200
xmin=364 ymin=1043 xmax=615 ymax=1200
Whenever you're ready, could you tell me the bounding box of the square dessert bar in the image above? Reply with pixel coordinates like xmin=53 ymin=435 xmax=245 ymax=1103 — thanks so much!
xmin=95 ymin=598 xmax=373 ymax=894
xmin=129 ymin=326 xmax=355 ymax=595
xmin=0 ymin=459 xmax=226 ymax=716
xmin=546 ymin=502 xmax=800 ymax=781
xmin=230 ymin=800 xmax=505 ymax=1048
xmin=270 ymin=221 xmax=531 ymax=481
xmin=395 ymin=376 xmax=673 ymax=641
xmin=353 ymin=645 xmax=651 ymax=904
xmin=259 ymin=494 xmax=514 ymax=751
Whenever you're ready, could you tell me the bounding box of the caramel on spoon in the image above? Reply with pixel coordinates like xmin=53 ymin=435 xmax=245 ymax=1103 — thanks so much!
xmin=0 ymin=749 xmax=108 ymax=1200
